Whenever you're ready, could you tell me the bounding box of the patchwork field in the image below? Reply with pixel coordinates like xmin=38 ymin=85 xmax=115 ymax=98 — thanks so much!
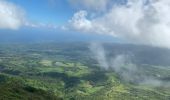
xmin=0 ymin=43 xmax=170 ymax=100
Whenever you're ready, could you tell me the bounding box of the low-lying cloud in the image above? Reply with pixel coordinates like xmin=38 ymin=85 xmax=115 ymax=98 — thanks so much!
xmin=0 ymin=0 xmax=25 ymax=30
xmin=69 ymin=0 xmax=170 ymax=48
xmin=89 ymin=43 xmax=109 ymax=69
xmin=89 ymin=43 xmax=170 ymax=87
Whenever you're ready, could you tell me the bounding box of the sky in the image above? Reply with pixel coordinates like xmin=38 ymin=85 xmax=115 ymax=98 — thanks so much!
xmin=0 ymin=0 xmax=170 ymax=48
xmin=0 ymin=0 xmax=122 ymax=43
xmin=9 ymin=0 xmax=75 ymax=25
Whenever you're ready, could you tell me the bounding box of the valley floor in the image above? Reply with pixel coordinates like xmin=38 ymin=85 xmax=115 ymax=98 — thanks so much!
xmin=0 ymin=43 xmax=170 ymax=100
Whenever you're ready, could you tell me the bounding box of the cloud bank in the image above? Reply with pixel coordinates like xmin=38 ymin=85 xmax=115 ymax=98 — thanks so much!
xmin=68 ymin=0 xmax=170 ymax=48
xmin=0 ymin=0 xmax=25 ymax=30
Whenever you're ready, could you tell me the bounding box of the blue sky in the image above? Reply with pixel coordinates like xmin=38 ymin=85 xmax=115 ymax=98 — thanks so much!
xmin=0 ymin=0 xmax=169 ymax=48
xmin=0 ymin=0 xmax=121 ymax=43
xmin=8 ymin=0 xmax=126 ymax=25
xmin=9 ymin=0 xmax=75 ymax=25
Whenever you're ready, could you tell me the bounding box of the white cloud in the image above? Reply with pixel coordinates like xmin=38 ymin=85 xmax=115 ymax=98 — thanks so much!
xmin=68 ymin=0 xmax=170 ymax=48
xmin=0 ymin=0 xmax=58 ymax=30
xmin=89 ymin=43 xmax=170 ymax=86
xmin=0 ymin=0 xmax=25 ymax=30
xmin=68 ymin=10 xmax=92 ymax=32
xmin=89 ymin=42 xmax=109 ymax=70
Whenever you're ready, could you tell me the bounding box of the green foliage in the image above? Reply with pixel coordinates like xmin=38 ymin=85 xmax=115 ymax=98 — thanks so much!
xmin=0 ymin=43 xmax=170 ymax=100
xmin=0 ymin=74 xmax=61 ymax=100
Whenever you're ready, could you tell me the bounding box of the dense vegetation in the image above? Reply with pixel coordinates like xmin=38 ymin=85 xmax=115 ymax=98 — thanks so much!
xmin=0 ymin=43 xmax=170 ymax=100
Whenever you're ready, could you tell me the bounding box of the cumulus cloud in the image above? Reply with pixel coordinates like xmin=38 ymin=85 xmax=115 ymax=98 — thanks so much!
xmin=68 ymin=0 xmax=170 ymax=48
xmin=0 ymin=0 xmax=25 ymax=30
xmin=68 ymin=10 xmax=92 ymax=32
